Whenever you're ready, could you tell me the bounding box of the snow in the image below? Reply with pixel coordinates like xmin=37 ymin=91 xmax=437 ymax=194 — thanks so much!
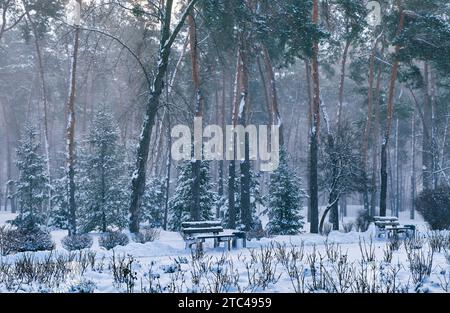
xmin=0 ymin=209 xmax=448 ymax=293
xmin=238 ymin=96 xmax=245 ymax=118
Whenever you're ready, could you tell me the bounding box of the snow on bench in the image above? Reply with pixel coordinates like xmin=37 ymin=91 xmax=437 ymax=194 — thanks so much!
xmin=181 ymin=221 xmax=246 ymax=251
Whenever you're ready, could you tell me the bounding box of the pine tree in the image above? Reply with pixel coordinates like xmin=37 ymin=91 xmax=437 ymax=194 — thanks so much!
xmin=168 ymin=160 xmax=216 ymax=231
xmin=77 ymin=109 xmax=128 ymax=233
xmin=12 ymin=124 xmax=49 ymax=229
xmin=141 ymin=176 xmax=166 ymax=228
xmin=265 ymin=150 xmax=305 ymax=235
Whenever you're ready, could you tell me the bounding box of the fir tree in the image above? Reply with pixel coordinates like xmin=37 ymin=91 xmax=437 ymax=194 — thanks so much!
xmin=141 ymin=176 xmax=166 ymax=228
xmin=51 ymin=170 xmax=70 ymax=230
xmin=265 ymin=149 xmax=305 ymax=235
xmin=77 ymin=109 xmax=129 ymax=233
xmin=12 ymin=124 xmax=49 ymax=229
xmin=168 ymin=160 xmax=217 ymax=230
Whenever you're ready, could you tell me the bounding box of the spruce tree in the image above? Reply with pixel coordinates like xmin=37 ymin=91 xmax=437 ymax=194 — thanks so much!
xmin=12 ymin=124 xmax=49 ymax=229
xmin=168 ymin=160 xmax=216 ymax=230
xmin=77 ymin=109 xmax=128 ymax=233
xmin=141 ymin=176 xmax=166 ymax=228
xmin=265 ymin=149 xmax=305 ymax=235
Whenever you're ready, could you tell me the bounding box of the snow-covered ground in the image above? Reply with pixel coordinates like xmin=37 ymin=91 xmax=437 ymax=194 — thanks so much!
xmin=0 ymin=209 xmax=448 ymax=293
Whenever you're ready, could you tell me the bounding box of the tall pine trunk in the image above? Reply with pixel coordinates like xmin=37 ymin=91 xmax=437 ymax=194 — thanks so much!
xmin=188 ymin=13 xmax=203 ymax=221
xmin=422 ymin=62 xmax=433 ymax=190
xmin=23 ymin=2 xmax=52 ymax=217
xmin=363 ymin=34 xmax=381 ymax=214
xmin=163 ymin=115 xmax=171 ymax=230
xmin=410 ymin=109 xmax=416 ymax=219
xmin=262 ymin=44 xmax=284 ymax=145
xmin=380 ymin=1 xmax=404 ymax=216
xmin=217 ymin=70 xmax=226 ymax=218
xmin=237 ymin=33 xmax=251 ymax=230
xmin=2 ymin=104 xmax=16 ymax=213
xmin=128 ymin=0 xmax=198 ymax=233
xmin=370 ymin=45 xmax=384 ymax=216
xmin=65 ymin=0 xmax=81 ymax=235
xmin=227 ymin=49 xmax=242 ymax=229
xmin=309 ymin=0 xmax=320 ymax=233
xmin=305 ymin=59 xmax=313 ymax=223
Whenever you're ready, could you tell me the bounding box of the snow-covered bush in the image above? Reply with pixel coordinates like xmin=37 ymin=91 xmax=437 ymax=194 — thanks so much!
xmin=161 ymin=263 xmax=181 ymax=273
xmin=405 ymin=245 xmax=434 ymax=285
xmin=0 ymin=226 xmax=15 ymax=255
xmin=445 ymin=249 xmax=450 ymax=264
xmin=135 ymin=226 xmax=160 ymax=244
xmin=5 ymin=227 xmax=54 ymax=253
xmin=61 ymin=234 xmax=93 ymax=251
xmin=427 ymin=231 xmax=449 ymax=253
xmin=342 ymin=221 xmax=354 ymax=233
xmin=355 ymin=209 xmax=372 ymax=232
xmin=416 ymin=186 xmax=450 ymax=230
xmin=247 ymin=220 xmax=267 ymax=240
xmin=110 ymin=252 xmax=137 ymax=292
xmin=388 ymin=234 xmax=402 ymax=251
xmin=68 ymin=280 xmax=96 ymax=293
xmin=405 ymin=234 xmax=424 ymax=250
xmin=99 ymin=231 xmax=129 ymax=250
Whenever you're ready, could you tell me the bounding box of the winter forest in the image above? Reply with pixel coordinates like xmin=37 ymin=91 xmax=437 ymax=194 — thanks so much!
xmin=0 ymin=0 xmax=449 ymax=294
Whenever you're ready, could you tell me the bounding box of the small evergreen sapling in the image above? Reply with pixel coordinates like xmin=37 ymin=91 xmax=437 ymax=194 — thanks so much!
xmin=12 ymin=124 xmax=49 ymax=229
xmin=141 ymin=177 xmax=166 ymax=228
xmin=265 ymin=149 xmax=305 ymax=235
xmin=77 ymin=109 xmax=129 ymax=233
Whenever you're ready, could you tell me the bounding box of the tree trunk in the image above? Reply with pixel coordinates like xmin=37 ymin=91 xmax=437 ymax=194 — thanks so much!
xmin=66 ymin=0 xmax=82 ymax=235
xmin=227 ymin=49 xmax=242 ymax=229
xmin=395 ymin=118 xmax=400 ymax=217
xmin=422 ymin=62 xmax=433 ymax=190
xmin=262 ymin=44 xmax=283 ymax=145
xmin=363 ymin=34 xmax=381 ymax=214
xmin=128 ymin=0 xmax=198 ymax=233
xmin=370 ymin=45 xmax=384 ymax=216
xmin=2 ymin=105 xmax=16 ymax=213
xmin=430 ymin=66 xmax=438 ymax=188
xmin=101 ymin=159 xmax=106 ymax=232
xmin=163 ymin=116 xmax=171 ymax=231
xmin=257 ymin=56 xmax=271 ymax=126
xmin=217 ymin=70 xmax=226 ymax=218
xmin=237 ymin=33 xmax=251 ymax=231
xmin=188 ymin=13 xmax=203 ymax=222
xmin=309 ymin=0 xmax=320 ymax=233
xmin=326 ymin=134 xmax=340 ymax=231
xmin=305 ymin=59 xmax=313 ymax=223
xmin=379 ymin=1 xmax=404 ymax=216
xmin=336 ymin=40 xmax=350 ymax=130
xmin=410 ymin=109 xmax=416 ymax=219
xmin=22 ymin=1 xmax=52 ymax=217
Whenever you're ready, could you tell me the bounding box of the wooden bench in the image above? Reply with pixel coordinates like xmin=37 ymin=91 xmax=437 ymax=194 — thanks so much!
xmin=181 ymin=221 xmax=246 ymax=252
xmin=386 ymin=224 xmax=416 ymax=239
xmin=373 ymin=216 xmax=415 ymax=238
